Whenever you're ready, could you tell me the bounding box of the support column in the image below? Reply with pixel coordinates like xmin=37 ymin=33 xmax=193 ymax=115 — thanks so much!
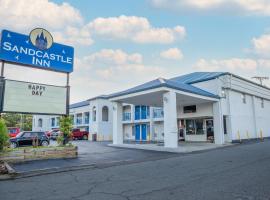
xmin=149 ymin=107 xmax=154 ymax=141
xmin=163 ymin=91 xmax=178 ymax=148
xmin=213 ymin=101 xmax=224 ymax=144
xmin=113 ymin=102 xmax=123 ymax=145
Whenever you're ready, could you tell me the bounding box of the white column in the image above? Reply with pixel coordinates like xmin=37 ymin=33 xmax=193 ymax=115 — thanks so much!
xmin=149 ymin=107 xmax=154 ymax=141
xmin=131 ymin=104 xmax=135 ymax=122
xmin=213 ymin=101 xmax=224 ymax=144
xmin=113 ymin=102 xmax=123 ymax=145
xmin=163 ymin=91 xmax=178 ymax=148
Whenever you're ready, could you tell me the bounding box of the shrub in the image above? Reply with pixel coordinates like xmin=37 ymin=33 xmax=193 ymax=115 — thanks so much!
xmin=0 ymin=118 xmax=9 ymax=151
xmin=59 ymin=116 xmax=73 ymax=146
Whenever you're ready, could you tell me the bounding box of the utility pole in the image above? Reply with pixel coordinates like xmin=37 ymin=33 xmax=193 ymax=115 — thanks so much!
xmin=252 ymin=76 xmax=269 ymax=85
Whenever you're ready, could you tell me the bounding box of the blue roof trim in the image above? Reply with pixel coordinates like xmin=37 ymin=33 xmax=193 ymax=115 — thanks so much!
xmin=69 ymin=100 xmax=89 ymax=109
xmin=109 ymin=76 xmax=220 ymax=99
xmin=169 ymin=72 xmax=229 ymax=84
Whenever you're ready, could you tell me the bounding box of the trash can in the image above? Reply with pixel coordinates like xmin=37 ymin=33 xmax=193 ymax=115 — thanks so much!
xmin=92 ymin=133 xmax=97 ymax=141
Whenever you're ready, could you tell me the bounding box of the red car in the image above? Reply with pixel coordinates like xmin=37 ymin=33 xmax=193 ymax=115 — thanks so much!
xmin=8 ymin=127 xmax=20 ymax=138
xmin=71 ymin=128 xmax=89 ymax=140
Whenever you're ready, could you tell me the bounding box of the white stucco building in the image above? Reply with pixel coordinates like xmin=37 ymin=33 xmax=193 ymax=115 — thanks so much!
xmin=33 ymin=72 xmax=270 ymax=147
xmin=109 ymin=72 xmax=270 ymax=148
xmin=32 ymin=95 xmax=113 ymax=141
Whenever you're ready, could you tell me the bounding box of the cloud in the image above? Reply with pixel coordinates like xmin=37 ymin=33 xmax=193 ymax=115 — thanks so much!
xmin=0 ymin=0 xmax=92 ymax=47
xmin=150 ymin=0 xmax=270 ymax=16
xmin=87 ymin=15 xmax=186 ymax=44
xmin=68 ymin=49 xmax=180 ymax=102
xmin=0 ymin=0 xmax=83 ymax=30
xmin=83 ymin=49 xmax=143 ymax=65
xmin=160 ymin=48 xmax=183 ymax=60
xmin=251 ymin=34 xmax=270 ymax=58
xmin=193 ymin=58 xmax=258 ymax=72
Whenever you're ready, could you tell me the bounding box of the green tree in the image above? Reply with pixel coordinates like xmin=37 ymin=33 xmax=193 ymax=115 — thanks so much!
xmin=2 ymin=113 xmax=32 ymax=131
xmin=59 ymin=116 xmax=72 ymax=146
xmin=0 ymin=118 xmax=9 ymax=151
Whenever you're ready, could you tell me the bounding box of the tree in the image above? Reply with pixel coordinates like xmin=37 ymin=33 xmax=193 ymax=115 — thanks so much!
xmin=2 ymin=113 xmax=32 ymax=131
xmin=59 ymin=116 xmax=72 ymax=146
xmin=0 ymin=118 xmax=9 ymax=151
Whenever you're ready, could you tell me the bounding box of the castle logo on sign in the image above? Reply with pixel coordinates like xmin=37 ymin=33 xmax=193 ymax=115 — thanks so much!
xmin=29 ymin=28 xmax=53 ymax=50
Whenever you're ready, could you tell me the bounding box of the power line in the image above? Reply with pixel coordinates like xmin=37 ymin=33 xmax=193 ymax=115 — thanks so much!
xmin=252 ymin=76 xmax=269 ymax=85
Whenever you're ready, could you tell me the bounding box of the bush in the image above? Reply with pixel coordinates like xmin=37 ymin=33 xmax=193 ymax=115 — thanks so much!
xmin=58 ymin=116 xmax=73 ymax=146
xmin=0 ymin=118 xmax=9 ymax=151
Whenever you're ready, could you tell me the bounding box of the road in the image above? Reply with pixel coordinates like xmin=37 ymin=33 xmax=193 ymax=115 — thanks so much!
xmin=1 ymin=141 xmax=270 ymax=200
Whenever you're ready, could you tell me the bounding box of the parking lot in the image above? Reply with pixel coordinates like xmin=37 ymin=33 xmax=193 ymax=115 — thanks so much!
xmin=11 ymin=141 xmax=178 ymax=174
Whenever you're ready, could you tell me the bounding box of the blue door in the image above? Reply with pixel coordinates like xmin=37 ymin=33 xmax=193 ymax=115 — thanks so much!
xmin=141 ymin=106 xmax=146 ymax=119
xmin=135 ymin=106 xmax=141 ymax=120
xmin=135 ymin=124 xmax=141 ymax=141
xmin=141 ymin=124 xmax=147 ymax=141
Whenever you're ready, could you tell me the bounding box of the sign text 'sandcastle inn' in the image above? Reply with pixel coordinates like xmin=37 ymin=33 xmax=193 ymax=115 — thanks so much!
xmin=0 ymin=29 xmax=74 ymax=73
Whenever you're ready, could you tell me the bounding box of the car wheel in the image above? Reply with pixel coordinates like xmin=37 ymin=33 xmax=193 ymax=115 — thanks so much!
xmin=41 ymin=141 xmax=49 ymax=146
xmin=83 ymin=135 xmax=88 ymax=140
xmin=10 ymin=142 xmax=17 ymax=148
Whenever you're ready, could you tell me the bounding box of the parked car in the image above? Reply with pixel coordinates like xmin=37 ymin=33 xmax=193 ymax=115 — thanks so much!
xmin=9 ymin=131 xmax=50 ymax=148
xmin=8 ymin=127 xmax=20 ymax=138
xmin=46 ymin=129 xmax=59 ymax=138
xmin=71 ymin=128 xmax=89 ymax=140
xmin=50 ymin=130 xmax=62 ymax=140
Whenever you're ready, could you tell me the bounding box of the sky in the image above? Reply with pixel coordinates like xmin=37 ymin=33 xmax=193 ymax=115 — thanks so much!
xmin=1 ymin=0 xmax=270 ymax=103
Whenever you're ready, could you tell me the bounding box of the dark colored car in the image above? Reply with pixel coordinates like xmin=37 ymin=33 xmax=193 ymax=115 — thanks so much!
xmin=10 ymin=131 xmax=50 ymax=148
xmin=71 ymin=128 xmax=89 ymax=140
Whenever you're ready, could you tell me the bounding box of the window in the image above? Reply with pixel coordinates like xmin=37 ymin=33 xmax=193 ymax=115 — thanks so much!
xmin=76 ymin=113 xmax=82 ymax=124
xmin=84 ymin=112 xmax=89 ymax=124
xmin=183 ymin=105 xmax=196 ymax=113
xmin=51 ymin=118 xmax=55 ymax=127
xmin=38 ymin=118 xmax=43 ymax=128
xmin=223 ymin=116 xmax=227 ymax=135
xmin=186 ymin=119 xmax=205 ymax=135
xmin=92 ymin=106 xmax=96 ymax=122
xmin=56 ymin=117 xmax=60 ymax=126
xmin=241 ymin=93 xmax=246 ymax=104
xmin=102 ymin=106 xmax=109 ymax=121
xmin=22 ymin=132 xmax=32 ymax=138
xmin=261 ymin=98 xmax=264 ymax=108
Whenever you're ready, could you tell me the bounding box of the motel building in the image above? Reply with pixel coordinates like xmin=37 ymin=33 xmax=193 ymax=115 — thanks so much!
xmin=33 ymin=72 xmax=270 ymax=148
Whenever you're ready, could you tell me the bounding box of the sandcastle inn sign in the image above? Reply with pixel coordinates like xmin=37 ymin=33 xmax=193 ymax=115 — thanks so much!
xmin=0 ymin=28 xmax=74 ymax=115
xmin=0 ymin=29 xmax=74 ymax=73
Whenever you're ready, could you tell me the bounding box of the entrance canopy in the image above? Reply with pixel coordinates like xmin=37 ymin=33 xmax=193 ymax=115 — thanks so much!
xmin=109 ymin=78 xmax=219 ymax=106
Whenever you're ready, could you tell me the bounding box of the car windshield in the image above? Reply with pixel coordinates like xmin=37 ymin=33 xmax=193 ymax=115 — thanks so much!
xmin=16 ymin=132 xmax=24 ymax=138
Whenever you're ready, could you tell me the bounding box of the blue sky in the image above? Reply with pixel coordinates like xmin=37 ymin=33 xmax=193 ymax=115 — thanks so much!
xmin=1 ymin=0 xmax=270 ymax=102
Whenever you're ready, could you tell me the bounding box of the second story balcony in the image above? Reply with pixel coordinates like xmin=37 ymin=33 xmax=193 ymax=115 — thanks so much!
xmin=153 ymin=108 xmax=164 ymax=118
xmin=123 ymin=112 xmax=131 ymax=121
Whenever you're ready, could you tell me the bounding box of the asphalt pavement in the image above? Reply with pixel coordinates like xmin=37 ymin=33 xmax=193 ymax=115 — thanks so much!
xmin=1 ymin=140 xmax=270 ymax=200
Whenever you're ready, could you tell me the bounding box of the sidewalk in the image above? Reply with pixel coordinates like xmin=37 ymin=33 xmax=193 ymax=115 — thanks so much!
xmin=109 ymin=142 xmax=233 ymax=153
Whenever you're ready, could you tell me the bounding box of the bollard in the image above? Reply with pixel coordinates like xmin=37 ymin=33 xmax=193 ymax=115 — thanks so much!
xmin=246 ymin=131 xmax=249 ymax=140
xmin=260 ymin=130 xmax=264 ymax=142
xmin=237 ymin=131 xmax=241 ymax=143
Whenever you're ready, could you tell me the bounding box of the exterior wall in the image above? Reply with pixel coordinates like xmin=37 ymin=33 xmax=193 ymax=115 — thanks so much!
xmin=32 ymin=98 xmax=113 ymax=141
xmin=32 ymin=115 xmax=53 ymax=132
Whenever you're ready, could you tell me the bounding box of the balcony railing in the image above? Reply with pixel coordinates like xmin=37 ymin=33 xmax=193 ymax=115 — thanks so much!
xmin=76 ymin=119 xmax=82 ymax=125
xmin=123 ymin=112 xmax=131 ymax=121
xmin=153 ymin=108 xmax=164 ymax=118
